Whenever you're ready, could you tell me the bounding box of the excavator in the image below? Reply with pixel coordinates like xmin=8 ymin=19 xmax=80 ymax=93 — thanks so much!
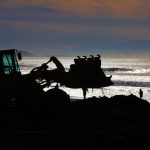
xmin=0 ymin=49 xmax=44 ymax=110
xmin=0 ymin=49 xmax=113 ymax=104
xmin=0 ymin=49 xmax=22 ymax=98
xmin=30 ymin=55 xmax=113 ymax=99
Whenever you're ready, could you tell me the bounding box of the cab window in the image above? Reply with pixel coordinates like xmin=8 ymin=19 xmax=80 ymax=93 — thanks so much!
xmin=2 ymin=54 xmax=13 ymax=74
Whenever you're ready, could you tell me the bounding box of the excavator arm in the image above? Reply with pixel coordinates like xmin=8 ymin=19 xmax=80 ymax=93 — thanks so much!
xmin=29 ymin=56 xmax=66 ymax=88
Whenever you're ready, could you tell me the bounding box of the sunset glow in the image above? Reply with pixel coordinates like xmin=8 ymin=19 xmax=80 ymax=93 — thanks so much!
xmin=0 ymin=0 xmax=150 ymax=56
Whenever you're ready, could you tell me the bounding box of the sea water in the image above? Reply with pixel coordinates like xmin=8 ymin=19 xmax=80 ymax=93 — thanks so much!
xmin=18 ymin=57 xmax=150 ymax=102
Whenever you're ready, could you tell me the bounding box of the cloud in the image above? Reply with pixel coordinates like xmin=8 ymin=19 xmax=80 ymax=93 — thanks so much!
xmin=118 ymin=26 xmax=150 ymax=40
xmin=0 ymin=0 xmax=103 ymax=17
xmin=0 ymin=0 xmax=150 ymax=55
xmin=0 ymin=20 xmax=74 ymax=34
xmin=0 ymin=17 xmax=150 ymax=40
xmin=1 ymin=0 xmax=150 ymax=18
xmin=105 ymin=0 xmax=150 ymax=18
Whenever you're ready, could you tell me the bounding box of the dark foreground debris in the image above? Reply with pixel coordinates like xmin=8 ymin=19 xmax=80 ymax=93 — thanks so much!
xmin=0 ymin=92 xmax=150 ymax=148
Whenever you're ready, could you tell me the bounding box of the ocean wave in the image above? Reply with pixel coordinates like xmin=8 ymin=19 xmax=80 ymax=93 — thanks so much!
xmin=113 ymin=80 xmax=150 ymax=88
xmin=103 ymin=68 xmax=133 ymax=72
xmin=64 ymin=67 xmax=133 ymax=72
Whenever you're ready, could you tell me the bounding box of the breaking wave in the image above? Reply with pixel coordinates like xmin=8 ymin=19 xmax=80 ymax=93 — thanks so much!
xmin=113 ymin=80 xmax=150 ymax=88
xmin=103 ymin=68 xmax=133 ymax=72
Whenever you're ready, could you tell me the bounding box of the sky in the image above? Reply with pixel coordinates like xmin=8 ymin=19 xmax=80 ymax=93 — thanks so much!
xmin=0 ymin=0 xmax=150 ymax=57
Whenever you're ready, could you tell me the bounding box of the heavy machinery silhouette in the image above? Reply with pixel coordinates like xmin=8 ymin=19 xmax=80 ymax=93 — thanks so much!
xmin=30 ymin=55 xmax=113 ymax=99
xmin=0 ymin=49 xmax=44 ymax=110
xmin=0 ymin=49 xmax=113 ymax=103
xmin=0 ymin=49 xmax=22 ymax=99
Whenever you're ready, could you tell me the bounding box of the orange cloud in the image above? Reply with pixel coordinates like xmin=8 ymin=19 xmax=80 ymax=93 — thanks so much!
xmin=2 ymin=0 xmax=150 ymax=18
xmin=106 ymin=0 xmax=150 ymax=18
xmin=3 ymin=0 xmax=103 ymax=16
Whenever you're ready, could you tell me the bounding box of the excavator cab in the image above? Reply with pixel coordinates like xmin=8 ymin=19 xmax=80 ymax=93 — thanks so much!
xmin=0 ymin=49 xmax=21 ymax=75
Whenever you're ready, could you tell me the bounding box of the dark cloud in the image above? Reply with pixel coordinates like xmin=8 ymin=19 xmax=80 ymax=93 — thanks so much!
xmin=0 ymin=0 xmax=150 ymax=56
